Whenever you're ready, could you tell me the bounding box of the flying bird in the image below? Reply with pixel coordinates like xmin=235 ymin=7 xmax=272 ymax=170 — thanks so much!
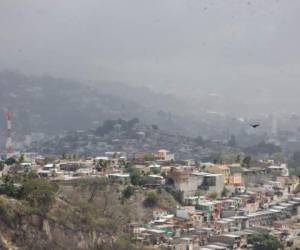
xmin=250 ymin=124 xmax=260 ymax=128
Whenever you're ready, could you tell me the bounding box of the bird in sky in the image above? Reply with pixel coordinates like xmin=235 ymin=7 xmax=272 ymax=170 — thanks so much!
xmin=250 ymin=124 xmax=260 ymax=128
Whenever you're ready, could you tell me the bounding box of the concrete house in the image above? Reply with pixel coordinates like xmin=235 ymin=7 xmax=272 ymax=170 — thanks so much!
xmin=156 ymin=149 xmax=175 ymax=162
xmin=168 ymin=168 xmax=225 ymax=200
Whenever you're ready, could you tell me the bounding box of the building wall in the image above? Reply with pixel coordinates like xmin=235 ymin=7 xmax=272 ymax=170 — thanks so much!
xmin=229 ymin=173 xmax=243 ymax=186
xmin=207 ymin=175 xmax=225 ymax=195
xmin=175 ymin=175 xmax=201 ymax=198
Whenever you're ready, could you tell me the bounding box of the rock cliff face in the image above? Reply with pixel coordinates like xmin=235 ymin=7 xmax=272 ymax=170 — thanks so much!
xmin=0 ymin=179 xmax=177 ymax=250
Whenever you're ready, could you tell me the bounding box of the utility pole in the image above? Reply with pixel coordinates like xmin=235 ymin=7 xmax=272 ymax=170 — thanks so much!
xmin=5 ymin=111 xmax=13 ymax=157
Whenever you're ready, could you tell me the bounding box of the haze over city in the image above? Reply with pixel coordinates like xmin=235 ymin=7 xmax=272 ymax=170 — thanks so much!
xmin=1 ymin=0 xmax=300 ymax=114
xmin=2 ymin=1 xmax=300 ymax=250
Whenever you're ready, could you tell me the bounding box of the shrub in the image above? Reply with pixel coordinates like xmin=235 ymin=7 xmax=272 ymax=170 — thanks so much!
xmin=22 ymin=179 xmax=57 ymax=212
xmin=144 ymin=191 xmax=158 ymax=207
xmin=144 ymin=153 xmax=154 ymax=161
xmin=0 ymin=175 xmax=23 ymax=199
xmin=129 ymin=168 xmax=142 ymax=186
xmin=122 ymin=186 xmax=134 ymax=199
xmin=208 ymin=192 xmax=218 ymax=200
xmin=5 ymin=157 xmax=16 ymax=166
xmin=248 ymin=232 xmax=283 ymax=250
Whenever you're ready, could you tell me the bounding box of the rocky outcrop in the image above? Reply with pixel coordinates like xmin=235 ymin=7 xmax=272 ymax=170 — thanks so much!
xmin=0 ymin=181 xmax=178 ymax=250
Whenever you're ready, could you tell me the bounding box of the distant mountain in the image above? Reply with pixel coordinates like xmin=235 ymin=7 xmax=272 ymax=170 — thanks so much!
xmin=1 ymin=71 xmax=264 ymax=151
xmin=0 ymin=71 xmax=203 ymax=141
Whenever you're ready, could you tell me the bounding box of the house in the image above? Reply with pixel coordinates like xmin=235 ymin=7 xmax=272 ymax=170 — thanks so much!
xmin=267 ymin=164 xmax=289 ymax=177
xmin=145 ymin=175 xmax=165 ymax=187
xmin=184 ymin=196 xmax=204 ymax=206
xmin=145 ymin=228 xmax=167 ymax=244
xmin=168 ymin=168 xmax=225 ymax=200
xmin=229 ymin=173 xmax=243 ymax=186
xmin=59 ymin=161 xmax=82 ymax=172
xmin=149 ymin=163 xmax=161 ymax=173
xmin=176 ymin=206 xmax=205 ymax=225
xmin=73 ymin=168 xmax=92 ymax=176
xmin=204 ymin=164 xmax=243 ymax=186
xmin=156 ymin=149 xmax=175 ymax=162
xmin=200 ymin=244 xmax=229 ymax=250
xmin=276 ymin=176 xmax=299 ymax=193
xmin=196 ymin=201 xmax=222 ymax=221
xmin=20 ymin=162 xmax=33 ymax=171
xmin=172 ymin=236 xmax=202 ymax=250
xmin=37 ymin=163 xmax=57 ymax=178
xmin=194 ymin=172 xmax=225 ymax=196
xmin=230 ymin=216 xmax=250 ymax=231
xmin=205 ymin=165 xmax=230 ymax=184
xmin=95 ymin=154 xmax=124 ymax=169
xmin=209 ymin=233 xmax=248 ymax=250
xmin=221 ymin=199 xmax=238 ymax=218
xmin=108 ymin=173 xmax=130 ymax=183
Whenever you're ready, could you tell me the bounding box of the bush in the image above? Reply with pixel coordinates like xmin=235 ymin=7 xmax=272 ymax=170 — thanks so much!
xmin=208 ymin=192 xmax=218 ymax=200
xmin=5 ymin=157 xmax=16 ymax=166
xmin=242 ymin=156 xmax=252 ymax=168
xmin=22 ymin=179 xmax=57 ymax=212
xmin=151 ymin=167 xmax=160 ymax=175
xmin=122 ymin=186 xmax=134 ymax=199
xmin=144 ymin=191 xmax=158 ymax=207
xmin=144 ymin=153 xmax=154 ymax=161
xmin=130 ymin=168 xmax=145 ymax=186
xmin=248 ymin=233 xmax=283 ymax=250
xmin=0 ymin=175 xmax=23 ymax=199
xmin=221 ymin=187 xmax=229 ymax=197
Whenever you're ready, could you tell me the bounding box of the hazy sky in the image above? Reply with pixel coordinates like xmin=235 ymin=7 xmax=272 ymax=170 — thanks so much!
xmin=1 ymin=0 xmax=300 ymax=98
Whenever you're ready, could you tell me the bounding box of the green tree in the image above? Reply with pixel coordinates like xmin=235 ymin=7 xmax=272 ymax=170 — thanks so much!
xmin=144 ymin=152 xmax=154 ymax=161
xmin=23 ymin=179 xmax=57 ymax=211
xmin=236 ymin=154 xmax=241 ymax=164
xmin=242 ymin=156 xmax=252 ymax=168
xmin=151 ymin=167 xmax=160 ymax=175
xmin=130 ymin=168 xmax=142 ymax=186
xmin=144 ymin=191 xmax=158 ymax=207
xmin=122 ymin=186 xmax=134 ymax=199
xmin=98 ymin=159 xmax=109 ymax=172
xmin=5 ymin=157 xmax=16 ymax=166
xmin=248 ymin=233 xmax=282 ymax=250
xmin=0 ymin=175 xmax=23 ymax=198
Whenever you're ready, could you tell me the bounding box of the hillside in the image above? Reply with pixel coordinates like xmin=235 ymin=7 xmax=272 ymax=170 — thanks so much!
xmin=0 ymin=71 xmax=198 ymax=138
xmin=30 ymin=118 xmax=238 ymax=160
xmin=0 ymin=177 xmax=177 ymax=250
xmin=0 ymin=71 xmax=251 ymax=150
